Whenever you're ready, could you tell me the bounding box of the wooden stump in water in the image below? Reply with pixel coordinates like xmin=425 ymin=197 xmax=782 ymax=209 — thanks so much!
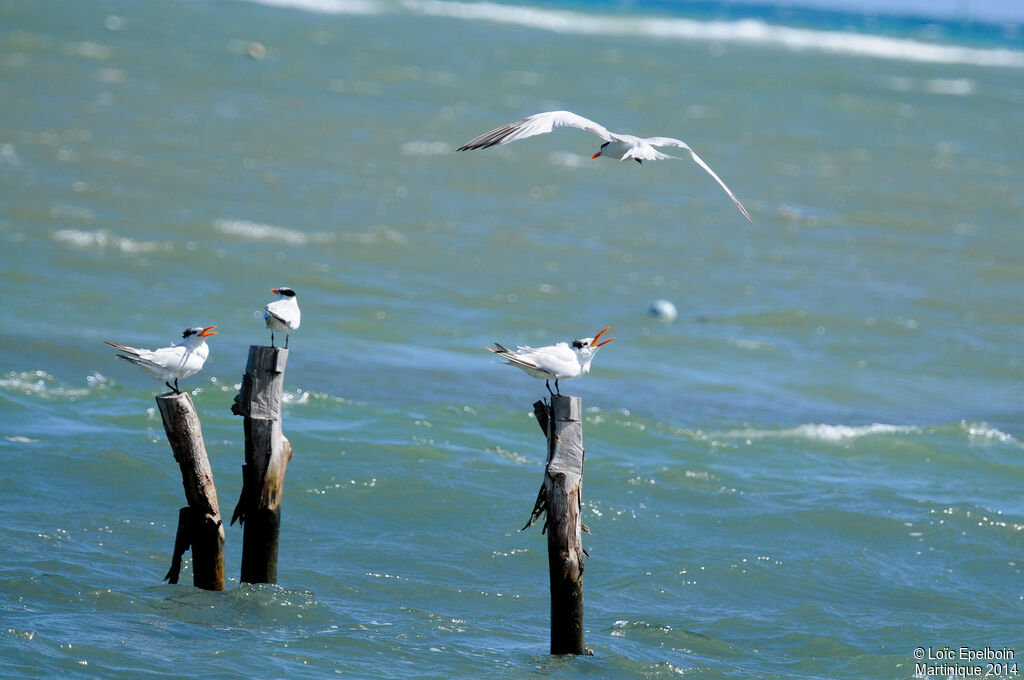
xmin=156 ymin=391 xmax=225 ymax=591
xmin=524 ymin=394 xmax=590 ymax=656
xmin=231 ymin=346 xmax=293 ymax=585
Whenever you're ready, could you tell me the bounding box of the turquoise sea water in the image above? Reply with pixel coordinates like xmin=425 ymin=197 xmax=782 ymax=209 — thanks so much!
xmin=1 ymin=0 xmax=1022 ymax=677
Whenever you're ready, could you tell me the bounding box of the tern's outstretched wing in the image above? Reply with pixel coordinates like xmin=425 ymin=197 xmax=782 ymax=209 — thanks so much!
xmin=645 ymin=137 xmax=753 ymax=224
xmin=458 ymin=111 xmax=614 ymax=150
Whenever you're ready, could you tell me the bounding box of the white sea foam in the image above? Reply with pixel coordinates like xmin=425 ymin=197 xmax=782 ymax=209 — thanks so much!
xmin=239 ymin=0 xmax=383 ymax=14
xmin=240 ymin=0 xmax=1024 ymax=69
xmin=213 ymin=219 xmax=329 ymax=245
xmin=337 ymin=225 xmax=408 ymax=245
xmin=0 ymin=370 xmax=94 ymax=399
xmin=52 ymin=229 xmax=170 ymax=254
xmin=961 ymin=421 xmax=1016 ymax=443
xmin=789 ymin=423 xmax=922 ymax=442
xmin=719 ymin=422 xmax=1018 ymax=445
xmin=727 ymin=423 xmax=921 ymax=443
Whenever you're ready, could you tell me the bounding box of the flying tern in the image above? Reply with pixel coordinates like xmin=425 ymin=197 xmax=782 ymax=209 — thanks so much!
xmin=458 ymin=110 xmax=752 ymax=223
xmin=486 ymin=326 xmax=615 ymax=395
xmin=105 ymin=326 xmax=217 ymax=394
xmin=264 ymin=287 xmax=300 ymax=348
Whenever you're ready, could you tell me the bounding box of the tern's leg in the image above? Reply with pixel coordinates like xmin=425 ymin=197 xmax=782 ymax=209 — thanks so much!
xmin=270 ymin=332 xmax=276 ymax=348
xmin=165 ymin=381 xmax=175 ymax=393
xmin=284 ymin=334 xmax=289 ymax=349
xmin=554 ymin=379 xmax=561 ymax=395
xmin=545 ymin=380 xmax=555 ymax=397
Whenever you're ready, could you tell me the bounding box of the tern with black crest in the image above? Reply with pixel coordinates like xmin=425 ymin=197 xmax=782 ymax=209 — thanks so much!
xmin=105 ymin=326 xmax=217 ymax=394
xmin=458 ymin=110 xmax=752 ymax=223
xmin=486 ymin=326 xmax=615 ymax=395
xmin=265 ymin=287 xmax=300 ymax=348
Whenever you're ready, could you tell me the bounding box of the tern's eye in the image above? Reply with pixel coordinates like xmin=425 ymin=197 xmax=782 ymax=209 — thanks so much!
xmin=572 ymin=340 xmax=585 ymax=349
xmin=183 ymin=329 xmax=195 ymax=338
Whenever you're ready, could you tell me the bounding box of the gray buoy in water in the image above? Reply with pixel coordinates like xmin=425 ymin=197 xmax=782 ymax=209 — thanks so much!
xmin=649 ymin=299 xmax=678 ymax=322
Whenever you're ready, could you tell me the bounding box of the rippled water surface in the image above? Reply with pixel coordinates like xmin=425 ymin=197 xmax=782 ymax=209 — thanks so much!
xmin=2 ymin=0 xmax=1022 ymax=677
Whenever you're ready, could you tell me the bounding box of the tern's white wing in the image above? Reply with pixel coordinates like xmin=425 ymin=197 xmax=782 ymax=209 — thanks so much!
xmin=105 ymin=340 xmax=207 ymax=381
xmin=147 ymin=345 xmax=195 ymax=371
xmin=511 ymin=342 xmax=582 ymax=379
xmin=643 ymin=136 xmax=753 ymax=224
xmin=106 ymin=342 xmax=184 ymax=378
xmin=105 ymin=341 xmax=164 ymax=370
xmin=265 ymin=298 xmax=300 ymax=330
xmin=104 ymin=340 xmax=144 ymax=357
xmin=458 ymin=110 xmax=614 ymax=150
xmin=487 ymin=342 xmax=551 ymax=377
xmin=487 ymin=341 xmax=583 ymax=379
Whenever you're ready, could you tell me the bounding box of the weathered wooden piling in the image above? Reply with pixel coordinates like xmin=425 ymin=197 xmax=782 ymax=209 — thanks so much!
xmin=156 ymin=391 xmax=226 ymax=591
xmin=231 ymin=345 xmax=292 ymax=584
xmin=523 ymin=394 xmax=590 ymax=656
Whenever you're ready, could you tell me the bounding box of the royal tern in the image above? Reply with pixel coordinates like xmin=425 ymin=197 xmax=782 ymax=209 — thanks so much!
xmin=264 ymin=287 xmax=300 ymax=348
xmin=486 ymin=326 xmax=615 ymax=395
xmin=458 ymin=110 xmax=752 ymax=223
xmin=105 ymin=326 xmax=217 ymax=394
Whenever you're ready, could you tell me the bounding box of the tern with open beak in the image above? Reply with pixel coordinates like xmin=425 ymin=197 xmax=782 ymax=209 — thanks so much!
xmin=486 ymin=326 xmax=616 ymax=395
xmin=458 ymin=110 xmax=752 ymax=223
xmin=105 ymin=325 xmax=217 ymax=394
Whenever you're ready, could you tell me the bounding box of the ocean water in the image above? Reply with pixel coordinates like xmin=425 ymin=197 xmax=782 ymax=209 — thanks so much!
xmin=1 ymin=0 xmax=1022 ymax=677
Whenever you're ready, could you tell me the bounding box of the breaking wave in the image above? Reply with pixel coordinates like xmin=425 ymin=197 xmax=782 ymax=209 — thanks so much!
xmin=240 ymin=0 xmax=1024 ymax=68
xmin=723 ymin=422 xmax=922 ymax=443
xmin=704 ymin=421 xmax=1017 ymax=445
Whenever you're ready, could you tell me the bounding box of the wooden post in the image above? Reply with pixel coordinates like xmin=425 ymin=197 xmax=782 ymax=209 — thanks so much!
xmin=156 ymin=391 xmax=226 ymax=591
xmin=231 ymin=346 xmax=293 ymax=584
xmin=523 ymin=395 xmax=591 ymax=656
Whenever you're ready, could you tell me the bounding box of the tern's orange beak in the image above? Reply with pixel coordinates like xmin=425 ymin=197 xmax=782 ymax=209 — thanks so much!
xmin=590 ymin=151 xmax=602 ymax=160
xmin=592 ymin=326 xmax=615 ymax=347
xmin=199 ymin=326 xmax=218 ymax=337
xmin=271 ymin=288 xmax=279 ymax=294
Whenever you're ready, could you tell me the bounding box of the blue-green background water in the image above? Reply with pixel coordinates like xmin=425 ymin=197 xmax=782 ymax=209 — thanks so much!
xmin=1 ymin=0 xmax=1022 ymax=677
